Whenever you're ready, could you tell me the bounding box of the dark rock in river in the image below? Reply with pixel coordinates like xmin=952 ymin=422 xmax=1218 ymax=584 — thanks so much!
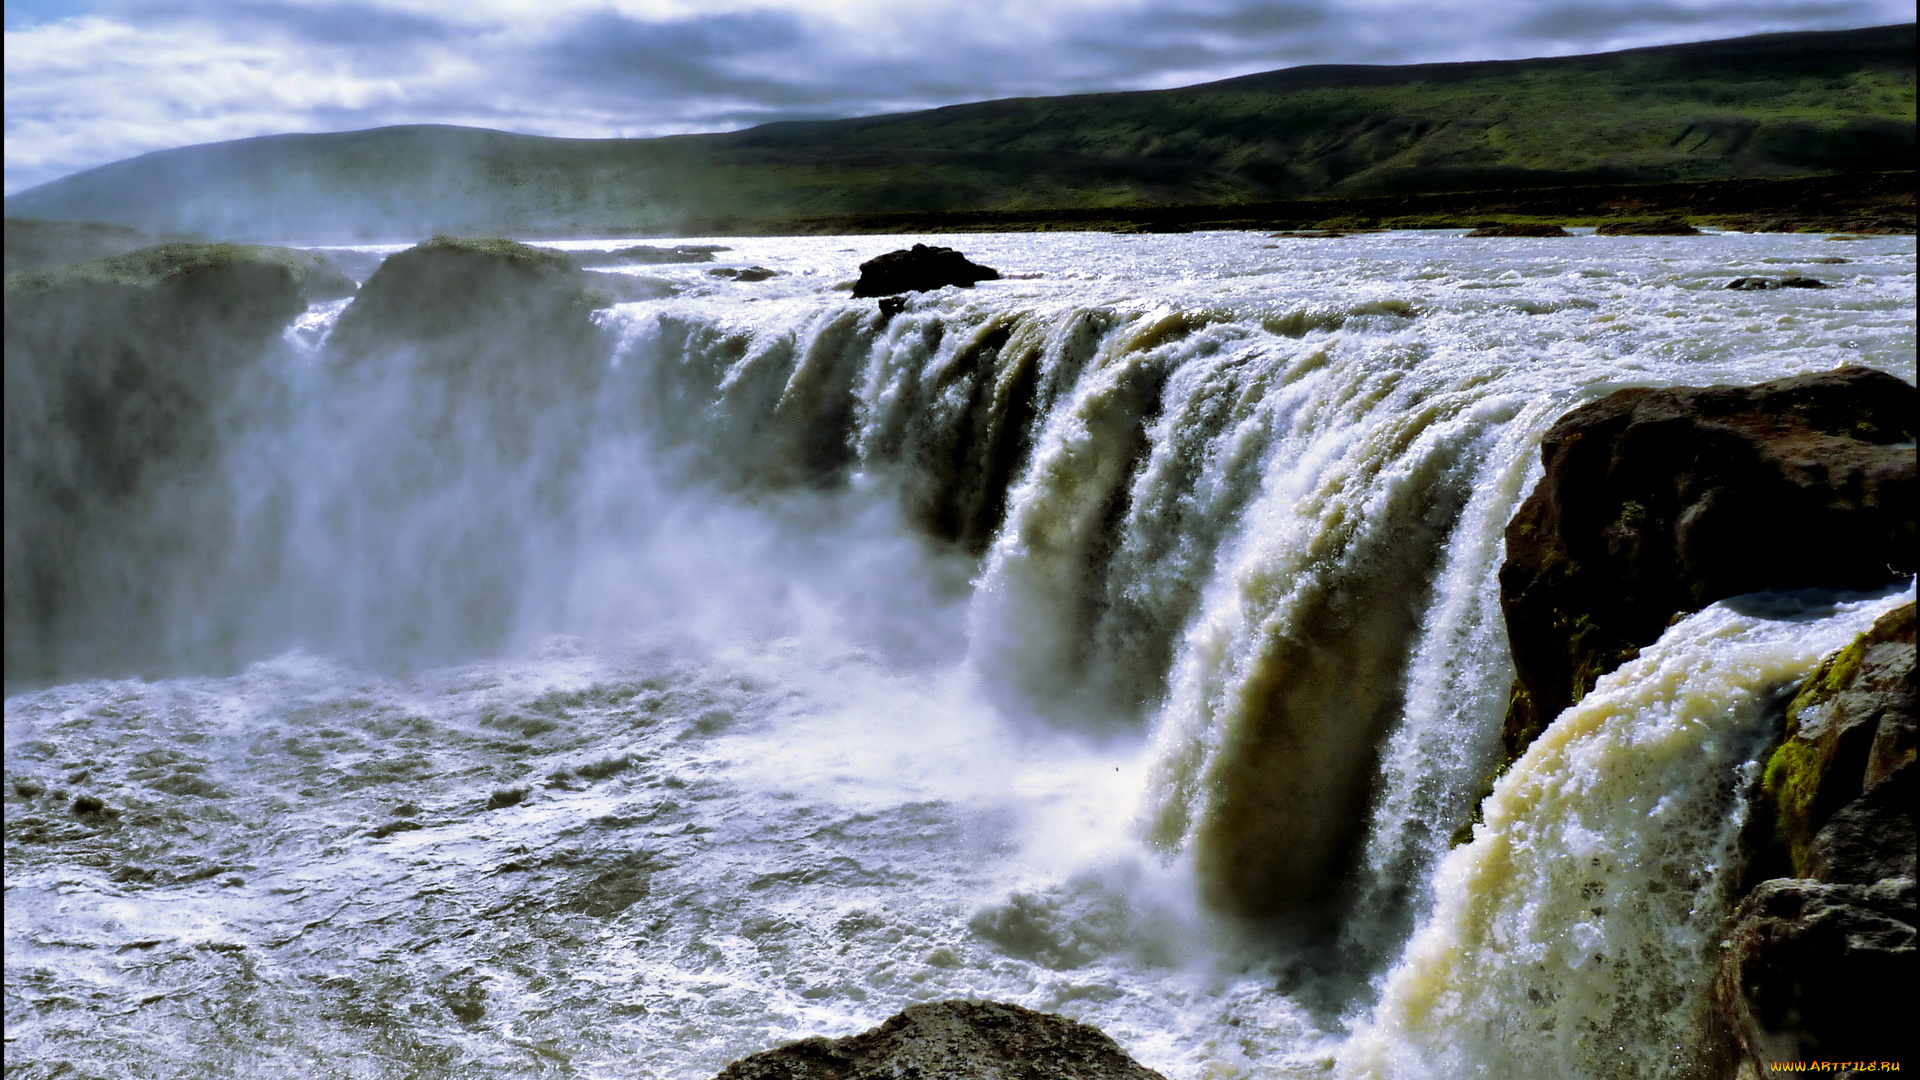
xmin=708 ymin=266 xmax=778 ymax=281
xmin=5 ymin=243 xmax=320 ymax=683
xmin=850 ymin=244 xmax=1000 ymax=298
xmin=1594 ymin=218 xmax=1702 ymax=235
xmin=569 ymin=243 xmax=729 ymax=266
xmin=1726 ymin=276 xmax=1830 ymax=290
xmin=710 ymin=1000 xmax=1166 ymax=1080
xmin=1466 ymin=223 xmax=1572 ymax=237
xmin=1498 ymin=368 xmax=1917 ymax=760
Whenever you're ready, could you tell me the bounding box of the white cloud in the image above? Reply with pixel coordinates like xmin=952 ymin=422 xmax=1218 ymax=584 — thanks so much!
xmin=5 ymin=0 xmax=1912 ymax=193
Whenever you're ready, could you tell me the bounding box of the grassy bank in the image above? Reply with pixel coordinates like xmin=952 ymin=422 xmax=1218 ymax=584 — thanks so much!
xmin=663 ymin=171 xmax=1916 ymax=237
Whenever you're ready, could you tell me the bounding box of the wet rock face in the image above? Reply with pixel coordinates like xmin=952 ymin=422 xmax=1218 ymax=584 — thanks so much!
xmin=1718 ymin=603 xmax=1915 ymax=1074
xmin=4 ymin=243 xmax=318 ymax=683
xmin=1498 ymin=367 xmax=1917 ymax=758
xmin=1753 ymin=603 xmax=1916 ymax=884
xmin=710 ymin=1000 xmax=1166 ymax=1080
xmin=1717 ymin=878 xmax=1916 ymax=1068
xmin=850 ymin=244 xmax=1000 ymax=298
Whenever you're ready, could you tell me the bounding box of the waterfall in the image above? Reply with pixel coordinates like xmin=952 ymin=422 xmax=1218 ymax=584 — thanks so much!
xmin=1341 ymin=589 xmax=1909 ymax=1080
xmin=6 ymin=231 xmax=1912 ymax=1078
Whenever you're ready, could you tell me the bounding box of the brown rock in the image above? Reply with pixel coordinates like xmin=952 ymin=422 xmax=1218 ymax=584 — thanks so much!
xmin=1726 ymin=276 xmax=1830 ymax=290
xmin=710 ymin=1000 xmax=1166 ymax=1080
xmin=1716 ymin=877 xmax=1916 ymax=1069
xmin=1751 ymin=602 xmax=1917 ymax=883
xmin=1465 ymin=223 xmax=1572 ymax=237
xmin=1719 ymin=604 xmax=1915 ymax=1076
xmin=1498 ymin=368 xmax=1916 ymax=760
xmin=1595 ymin=218 xmax=1702 ymax=235
xmin=327 ymin=235 xmax=592 ymax=357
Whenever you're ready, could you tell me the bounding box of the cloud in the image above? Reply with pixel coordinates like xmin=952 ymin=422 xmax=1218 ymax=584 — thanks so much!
xmin=1513 ymin=0 xmax=1893 ymax=45
xmin=5 ymin=0 xmax=1914 ymax=193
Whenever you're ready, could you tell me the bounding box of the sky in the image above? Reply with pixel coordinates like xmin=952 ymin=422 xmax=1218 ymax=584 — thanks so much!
xmin=4 ymin=0 xmax=1910 ymax=194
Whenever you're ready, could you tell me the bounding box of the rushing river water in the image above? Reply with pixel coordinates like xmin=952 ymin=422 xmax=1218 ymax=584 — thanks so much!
xmin=4 ymin=229 xmax=1915 ymax=1079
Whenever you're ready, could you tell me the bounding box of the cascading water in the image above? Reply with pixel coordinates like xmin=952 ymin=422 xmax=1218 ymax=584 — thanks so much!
xmin=4 ymin=230 xmax=1914 ymax=1079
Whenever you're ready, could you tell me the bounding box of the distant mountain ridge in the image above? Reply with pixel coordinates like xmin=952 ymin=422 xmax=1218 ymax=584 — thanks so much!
xmin=6 ymin=23 xmax=1913 ymax=241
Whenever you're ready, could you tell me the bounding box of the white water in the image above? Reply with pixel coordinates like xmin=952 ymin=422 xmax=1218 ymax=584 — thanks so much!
xmin=4 ymin=230 xmax=1915 ymax=1079
xmin=1343 ymin=588 xmax=1912 ymax=1080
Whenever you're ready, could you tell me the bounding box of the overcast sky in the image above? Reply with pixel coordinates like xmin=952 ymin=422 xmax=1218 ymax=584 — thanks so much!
xmin=4 ymin=0 xmax=1909 ymax=193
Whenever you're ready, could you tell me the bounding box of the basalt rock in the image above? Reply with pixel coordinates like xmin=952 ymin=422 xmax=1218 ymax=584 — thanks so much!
xmin=710 ymin=1000 xmax=1166 ymax=1080
xmin=1498 ymin=368 xmax=1916 ymax=760
xmin=1726 ymin=276 xmax=1829 ymax=290
xmin=1594 ymin=218 xmax=1702 ymax=235
xmin=850 ymin=244 xmax=999 ymax=298
xmin=1750 ymin=602 xmax=1917 ymax=885
xmin=1718 ymin=602 xmax=1914 ymax=1075
xmin=1465 ymin=223 xmax=1572 ymax=237
xmin=1716 ymin=877 xmax=1916 ymax=1072
xmin=569 ymin=243 xmax=729 ymax=266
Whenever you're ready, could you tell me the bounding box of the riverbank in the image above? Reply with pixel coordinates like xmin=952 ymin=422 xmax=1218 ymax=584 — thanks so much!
xmin=668 ymin=171 xmax=1916 ymax=238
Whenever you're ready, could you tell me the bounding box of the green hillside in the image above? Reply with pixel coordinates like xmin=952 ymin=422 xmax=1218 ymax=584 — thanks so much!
xmin=5 ymin=24 xmax=1912 ymax=240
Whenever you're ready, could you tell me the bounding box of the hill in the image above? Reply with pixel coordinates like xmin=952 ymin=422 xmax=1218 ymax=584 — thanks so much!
xmin=4 ymin=24 xmax=1913 ymax=241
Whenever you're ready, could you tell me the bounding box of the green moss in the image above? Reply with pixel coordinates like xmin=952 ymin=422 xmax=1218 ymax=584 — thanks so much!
xmin=4 ymin=241 xmax=354 ymax=301
xmin=416 ymin=234 xmax=577 ymax=271
xmin=1756 ymin=628 xmax=1874 ymax=875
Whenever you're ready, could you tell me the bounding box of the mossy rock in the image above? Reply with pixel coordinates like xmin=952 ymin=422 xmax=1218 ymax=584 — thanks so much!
xmin=1466 ymin=222 xmax=1573 ymax=237
xmin=5 ymin=241 xmax=355 ymax=303
xmin=1754 ymin=602 xmax=1916 ymax=880
xmin=327 ymin=235 xmax=594 ymax=358
xmin=1594 ymin=218 xmax=1702 ymax=236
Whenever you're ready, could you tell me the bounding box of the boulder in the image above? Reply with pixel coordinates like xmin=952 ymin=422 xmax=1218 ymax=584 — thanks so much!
xmin=1498 ymin=368 xmax=1916 ymax=759
xmin=1595 ymin=218 xmax=1702 ymax=235
xmin=1465 ymin=223 xmax=1572 ymax=237
xmin=327 ymin=235 xmax=593 ymax=356
xmin=1726 ymin=276 xmax=1830 ymax=290
xmin=850 ymin=244 xmax=999 ymax=298
xmin=707 ymin=266 xmax=778 ymax=281
xmin=710 ymin=1000 xmax=1165 ymax=1080
xmin=1716 ymin=877 xmax=1916 ymax=1069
